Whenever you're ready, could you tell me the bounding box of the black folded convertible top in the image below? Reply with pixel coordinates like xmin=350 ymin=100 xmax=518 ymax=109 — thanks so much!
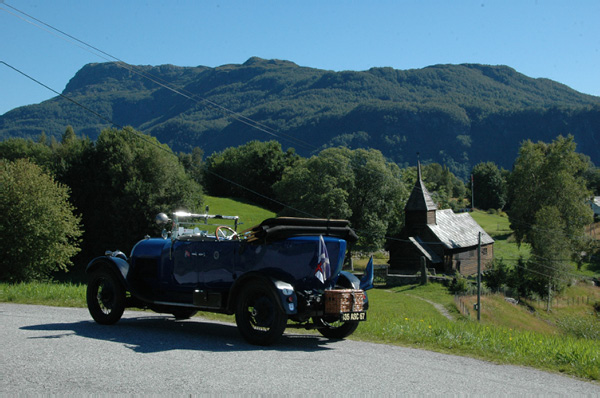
xmin=247 ymin=217 xmax=358 ymax=243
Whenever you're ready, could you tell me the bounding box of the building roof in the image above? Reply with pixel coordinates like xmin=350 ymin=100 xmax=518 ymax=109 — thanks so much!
xmin=405 ymin=161 xmax=438 ymax=211
xmin=409 ymin=237 xmax=443 ymax=263
xmin=428 ymin=209 xmax=494 ymax=249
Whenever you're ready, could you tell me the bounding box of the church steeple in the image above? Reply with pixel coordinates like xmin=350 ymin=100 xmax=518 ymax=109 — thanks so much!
xmin=405 ymin=156 xmax=437 ymax=226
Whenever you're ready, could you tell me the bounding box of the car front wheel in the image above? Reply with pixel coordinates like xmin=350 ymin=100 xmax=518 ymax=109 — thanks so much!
xmin=235 ymin=281 xmax=287 ymax=346
xmin=87 ymin=269 xmax=126 ymax=325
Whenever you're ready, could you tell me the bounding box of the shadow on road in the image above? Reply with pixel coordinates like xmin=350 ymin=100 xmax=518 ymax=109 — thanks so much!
xmin=20 ymin=313 xmax=339 ymax=353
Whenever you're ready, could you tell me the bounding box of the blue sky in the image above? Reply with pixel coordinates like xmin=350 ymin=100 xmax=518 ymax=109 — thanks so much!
xmin=1 ymin=0 xmax=599 ymax=116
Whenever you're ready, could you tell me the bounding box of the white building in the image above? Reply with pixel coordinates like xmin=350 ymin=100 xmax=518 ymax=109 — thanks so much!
xmin=592 ymin=196 xmax=600 ymax=217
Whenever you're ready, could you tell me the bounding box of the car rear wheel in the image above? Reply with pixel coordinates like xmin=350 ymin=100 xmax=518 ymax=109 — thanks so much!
xmin=314 ymin=316 xmax=359 ymax=339
xmin=315 ymin=276 xmax=360 ymax=339
xmin=235 ymin=281 xmax=287 ymax=346
xmin=87 ymin=269 xmax=125 ymax=325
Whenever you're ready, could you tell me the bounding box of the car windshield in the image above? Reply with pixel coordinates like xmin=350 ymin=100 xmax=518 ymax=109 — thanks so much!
xmin=171 ymin=211 xmax=240 ymax=239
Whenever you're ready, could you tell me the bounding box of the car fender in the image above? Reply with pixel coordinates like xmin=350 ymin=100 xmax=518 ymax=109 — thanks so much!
xmin=338 ymin=271 xmax=360 ymax=289
xmin=86 ymin=256 xmax=129 ymax=288
xmin=227 ymin=273 xmax=297 ymax=315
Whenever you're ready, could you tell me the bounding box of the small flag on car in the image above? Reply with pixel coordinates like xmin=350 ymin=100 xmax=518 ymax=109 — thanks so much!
xmin=315 ymin=235 xmax=331 ymax=284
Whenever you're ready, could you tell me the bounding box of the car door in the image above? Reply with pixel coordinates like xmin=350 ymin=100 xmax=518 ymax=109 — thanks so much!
xmin=198 ymin=239 xmax=237 ymax=290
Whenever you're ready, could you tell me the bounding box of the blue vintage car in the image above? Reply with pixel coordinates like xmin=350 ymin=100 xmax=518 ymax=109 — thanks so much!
xmin=86 ymin=211 xmax=373 ymax=345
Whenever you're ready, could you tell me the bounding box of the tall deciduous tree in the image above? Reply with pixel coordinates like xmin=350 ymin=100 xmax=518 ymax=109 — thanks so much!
xmin=79 ymin=127 xmax=203 ymax=258
xmin=507 ymin=135 xmax=593 ymax=294
xmin=274 ymin=147 xmax=407 ymax=248
xmin=471 ymin=161 xmax=507 ymax=210
xmin=203 ymin=140 xmax=298 ymax=210
xmin=1 ymin=128 xmax=205 ymax=272
xmin=0 ymin=159 xmax=83 ymax=281
xmin=528 ymin=206 xmax=573 ymax=295
xmin=508 ymin=135 xmax=592 ymax=247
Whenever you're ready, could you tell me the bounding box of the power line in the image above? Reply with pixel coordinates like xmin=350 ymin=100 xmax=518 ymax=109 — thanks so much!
xmin=1 ymin=2 xmax=316 ymax=152
xmin=0 ymin=60 xmax=318 ymax=217
xmin=491 ymin=256 xmax=595 ymax=282
xmin=4 ymin=59 xmax=597 ymax=280
xmin=0 ymin=61 xmax=117 ymax=129
xmin=3 ymin=1 xmax=476 ymax=211
xmin=3 ymin=59 xmax=596 ymax=258
xmin=3 ymin=3 xmax=598 ymax=267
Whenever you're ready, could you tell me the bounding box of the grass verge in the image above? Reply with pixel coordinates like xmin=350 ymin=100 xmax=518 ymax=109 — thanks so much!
xmin=0 ymin=281 xmax=85 ymax=307
xmin=358 ymin=287 xmax=599 ymax=381
xmin=1 ymin=281 xmax=598 ymax=381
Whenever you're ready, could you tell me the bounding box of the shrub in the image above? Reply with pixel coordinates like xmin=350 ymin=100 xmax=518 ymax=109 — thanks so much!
xmin=0 ymin=159 xmax=83 ymax=282
xmin=483 ymin=258 xmax=509 ymax=292
xmin=448 ymin=274 xmax=471 ymax=295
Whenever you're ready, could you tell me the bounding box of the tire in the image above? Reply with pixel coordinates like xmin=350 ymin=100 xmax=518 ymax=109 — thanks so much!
xmin=315 ymin=316 xmax=359 ymax=339
xmin=86 ymin=268 xmax=126 ymax=325
xmin=315 ymin=275 xmax=360 ymax=339
xmin=171 ymin=309 xmax=198 ymax=320
xmin=235 ymin=281 xmax=287 ymax=346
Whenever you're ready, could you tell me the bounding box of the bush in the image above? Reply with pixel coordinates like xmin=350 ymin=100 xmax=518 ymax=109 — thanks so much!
xmin=483 ymin=258 xmax=509 ymax=292
xmin=448 ymin=274 xmax=471 ymax=295
xmin=0 ymin=159 xmax=83 ymax=282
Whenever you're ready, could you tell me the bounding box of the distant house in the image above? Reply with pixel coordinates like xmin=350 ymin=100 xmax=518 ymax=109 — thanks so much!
xmin=591 ymin=196 xmax=600 ymax=218
xmin=388 ymin=162 xmax=494 ymax=276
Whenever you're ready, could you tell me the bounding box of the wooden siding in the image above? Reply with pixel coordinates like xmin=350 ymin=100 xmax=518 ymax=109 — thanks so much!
xmin=389 ymin=241 xmax=493 ymax=276
xmin=446 ymin=244 xmax=494 ymax=276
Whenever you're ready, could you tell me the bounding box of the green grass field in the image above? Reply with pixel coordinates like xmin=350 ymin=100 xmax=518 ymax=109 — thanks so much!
xmin=470 ymin=210 xmax=532 ymax=261
xmin=203 ymin=195 xmax=276 ymax=228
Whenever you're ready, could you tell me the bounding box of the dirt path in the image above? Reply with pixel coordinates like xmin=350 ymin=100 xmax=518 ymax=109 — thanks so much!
xmin=405 ymin=294 xmax=455 ymax=321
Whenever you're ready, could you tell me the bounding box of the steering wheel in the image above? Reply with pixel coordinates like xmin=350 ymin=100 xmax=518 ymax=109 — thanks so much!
xmin=215 ymin=226 xmax=238 ymax=241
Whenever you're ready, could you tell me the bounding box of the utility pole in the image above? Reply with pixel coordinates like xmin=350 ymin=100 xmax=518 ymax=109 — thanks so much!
xmin=471 ymin=174 xmax=474 ymax=211
xmin=477 ymin=232 xmax=481 ymax=321
xmin=547 ymin=278 xmax=552 ymax=312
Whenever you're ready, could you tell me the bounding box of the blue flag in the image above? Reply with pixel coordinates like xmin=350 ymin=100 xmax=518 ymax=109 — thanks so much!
xmin=360 ymin=255 xmax=374 ymax=291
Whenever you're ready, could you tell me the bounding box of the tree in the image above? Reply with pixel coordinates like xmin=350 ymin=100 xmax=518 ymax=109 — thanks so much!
xmin=581 ymin=159 xmax=600 ymax=196
xmin=178 ymin=147 xmax=205 ymax=186
xmin=0 ymin=159 xmax=83 ymax=282
xmin=346 ymin=149 xmax=407 ymax=247
xmin=203 ymin=140 xmax=299 ymax=210
xmin=507 ymin=136 xmax=593 ymax=295
xmin=527 ymin=206 xmax=573 ymax=296
xmin=471 ymin=162 xmax=507 ymax=210
xmin=274 ymin=147 xmax=407 ymax=248
xmin=507 ymin=256 xmax=532 ymax=299
xmin=508 ymin=135 xmax=593 ymax=248
xmin=273 ymin=147 xmax=354 ymax=219
xmin=79 ymin=127 xmax=203 ymax=258
xmin=0 ymin=136 xmax=54 ymax=171
xmin=482 ymin=258 xmax=509 ymax=292
xmin=422 ymin=163 xmax=466 ymax=210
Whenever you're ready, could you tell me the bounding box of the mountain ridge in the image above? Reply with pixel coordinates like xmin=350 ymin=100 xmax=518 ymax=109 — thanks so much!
xmin=1 ymin=57 xmax=599 ymax=178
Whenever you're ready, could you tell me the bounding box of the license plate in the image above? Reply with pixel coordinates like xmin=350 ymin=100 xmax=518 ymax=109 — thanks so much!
xmin=340 ymin=312 xmax=367 ymax=322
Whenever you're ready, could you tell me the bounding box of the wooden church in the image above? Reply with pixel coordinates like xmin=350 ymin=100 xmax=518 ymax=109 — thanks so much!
xmin=388 ymin=162 xmax=494 ymax=276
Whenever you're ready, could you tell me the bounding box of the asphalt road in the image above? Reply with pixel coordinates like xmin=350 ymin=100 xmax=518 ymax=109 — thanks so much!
xmin=1 ymin=303 xmax=599 ymax=395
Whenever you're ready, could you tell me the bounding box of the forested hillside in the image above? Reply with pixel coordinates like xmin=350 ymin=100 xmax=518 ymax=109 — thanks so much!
xmin=1 ymin=57 xmax=599 ymax=178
